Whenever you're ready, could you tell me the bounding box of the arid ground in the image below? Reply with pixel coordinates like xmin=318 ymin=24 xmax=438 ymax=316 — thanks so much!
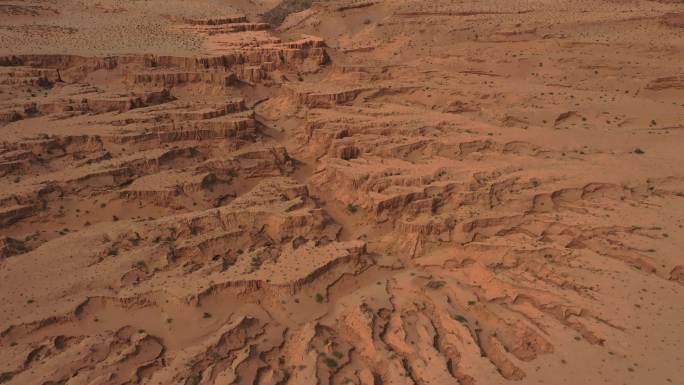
xmin=1 ymin=0 xmax=683 ymax=384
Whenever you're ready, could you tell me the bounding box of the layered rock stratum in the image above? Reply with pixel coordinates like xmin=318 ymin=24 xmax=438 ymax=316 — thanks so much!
xmin=1 ymin=0 xmax=683 ymax=384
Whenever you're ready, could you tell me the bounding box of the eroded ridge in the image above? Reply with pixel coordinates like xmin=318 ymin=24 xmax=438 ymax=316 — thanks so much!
xmin=1 ymin=1 xmax=684 ymax=385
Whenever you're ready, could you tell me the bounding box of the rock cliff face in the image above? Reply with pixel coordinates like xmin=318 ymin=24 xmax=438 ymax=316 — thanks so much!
xmin=1 ymin=0 xmax=683 ymax=385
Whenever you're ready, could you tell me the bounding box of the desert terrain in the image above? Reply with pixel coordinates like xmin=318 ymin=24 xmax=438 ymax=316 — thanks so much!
xmin=0 ymin=0 xmax=683 ymax=384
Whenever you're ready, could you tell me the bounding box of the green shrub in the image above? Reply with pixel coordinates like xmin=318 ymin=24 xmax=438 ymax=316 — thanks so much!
xmin=323 ymin=357 xmax=338 ymax=368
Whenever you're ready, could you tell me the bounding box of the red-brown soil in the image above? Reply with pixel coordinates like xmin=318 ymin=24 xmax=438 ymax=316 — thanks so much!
xmin=1 ymin=1 xmax=683 ymax=384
